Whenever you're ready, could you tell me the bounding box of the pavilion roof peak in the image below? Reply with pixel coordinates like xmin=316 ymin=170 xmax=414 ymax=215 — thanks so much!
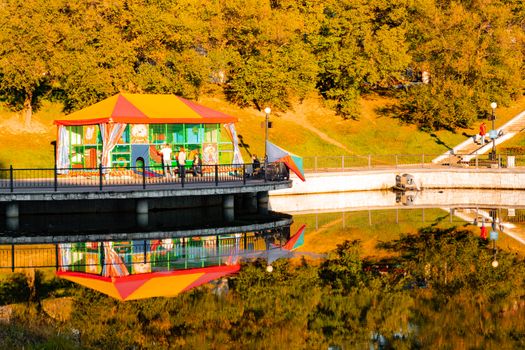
xmin=54 ymin=93 xmax=237 ymax=126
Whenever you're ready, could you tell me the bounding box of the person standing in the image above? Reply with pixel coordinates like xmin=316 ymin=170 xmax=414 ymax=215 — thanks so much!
xmin=480 ymin=219 xmax=488 ymax=240
xmin=159 ymin=143 xmax=173 ymax=178
xmin=251 ymin=154 xmax=261 ymax=177
xmin=177 ymin=147 xmax=187 ymax=178
xmin=479 ymin=122 xmax=487 ymax=145
xmin=252 ymin=154 xmax=260 ymax=170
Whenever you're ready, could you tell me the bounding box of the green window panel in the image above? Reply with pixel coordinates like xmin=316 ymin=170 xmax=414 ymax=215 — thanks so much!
xmin=70 ymin=126 xmax=82 ymax=145
xmin=167 ymin=124 xmax=184 ymax=144
xmin=150 ymin=124 xmax=166 ymax=144
xmin=186 ymin=124 xmax=203 ymax=144
xmin=112 ymin=153 xmax=130 ymax=168
xmin=71 ymin=145 xmax=84 ymax=166
xmin=119 ymin=125 xmax=130 ymax=144
xmin=204 ymin=124 xmax=219 ymax=143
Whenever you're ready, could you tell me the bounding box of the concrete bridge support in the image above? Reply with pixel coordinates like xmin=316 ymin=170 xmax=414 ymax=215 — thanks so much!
xmin=137 ymin=213 xmax=149 ymax=228
xmin=136 ymin=199 xmax=149 ymax=214
xmin=5 ymin=203 xmax=19 ymax=232
xmin=223 ymin=194 xmax=235 ymax=222
xmin=257 ymin=191 xmax=269 ymax=215
xmin=136 ymin=199 xmax=150 ymax=228
xmin=6 ymin=203 xmax=18 ymax=218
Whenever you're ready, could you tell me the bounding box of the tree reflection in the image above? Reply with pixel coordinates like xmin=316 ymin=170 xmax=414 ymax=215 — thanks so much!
xmin=1 ymin=226 xmax=525 ymax=349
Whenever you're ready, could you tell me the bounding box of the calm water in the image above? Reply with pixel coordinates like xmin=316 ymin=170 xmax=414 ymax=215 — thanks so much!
xmin=1 ymin=190 xmax=524 ymax=348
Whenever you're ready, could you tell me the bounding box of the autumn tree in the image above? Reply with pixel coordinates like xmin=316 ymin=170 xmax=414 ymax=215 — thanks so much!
xmin=0 ymin=0 xmax=64 ymax=126
xmin=314 ymin=0 xmax=411 ymax=119
xmin=400 ymin=0 xmax=525 ymax=130
xmin=223 ymin=0 xmax=320 ymax=111
xmin=52 ymin=1 xmax=135 ymax=111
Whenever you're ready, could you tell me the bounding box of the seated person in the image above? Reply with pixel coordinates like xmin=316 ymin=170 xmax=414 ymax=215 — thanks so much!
xmin=192 ymin=153 xmax=203 ymax=176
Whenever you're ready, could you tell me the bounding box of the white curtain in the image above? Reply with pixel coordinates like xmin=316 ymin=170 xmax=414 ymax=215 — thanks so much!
xmin=99 ymin=122 xmax=127 ymax=171
xmin=223 ymin=123 xmax=244 ymax=165
xmin=56 ymin=125 xmax=70 ymax=173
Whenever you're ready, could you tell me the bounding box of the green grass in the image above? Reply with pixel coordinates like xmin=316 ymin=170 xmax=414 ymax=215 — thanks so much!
xmin=203 ymin=93 xmax=525 ymax=161
xmin=1 ymin=93 xmax=525 ymax=167
xmin=0 ymin=100 xmax=61 ymax=168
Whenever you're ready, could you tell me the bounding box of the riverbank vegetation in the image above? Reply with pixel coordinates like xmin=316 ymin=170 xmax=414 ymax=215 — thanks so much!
xmin=0 ymin=0 xmax=523 ymax=130
xmin=0 ymin=226 xmax=524 ymax=349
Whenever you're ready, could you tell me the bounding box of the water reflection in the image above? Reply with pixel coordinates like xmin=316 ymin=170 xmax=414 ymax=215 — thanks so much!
xmin=270 ymin=189 xmax=525 ymax=213
xmin=3 ymin=194 xmax=525 ymax=348
xmin=0 ymin=210 xmax=308 ymax=300
xmin=290 ymin=205 xmax=525 ymax=256
xmin=55 ymin=228 xmax=304 ymax=301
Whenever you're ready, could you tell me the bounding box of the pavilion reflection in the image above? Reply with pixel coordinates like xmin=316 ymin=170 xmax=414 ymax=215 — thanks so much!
xmin=0 ymin=224 xmax=306 ymax=301
xmin=56 ymin=227 xmax=305 ymax=301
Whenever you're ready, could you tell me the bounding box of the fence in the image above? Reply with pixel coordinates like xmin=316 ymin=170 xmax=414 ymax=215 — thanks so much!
xmin=0 ymin=231 xmax=286 ymax=272
xmin=302 ymin=154 xmax=525 ymax=172
xmin=0 ymin=162 xmax=290 ymax=192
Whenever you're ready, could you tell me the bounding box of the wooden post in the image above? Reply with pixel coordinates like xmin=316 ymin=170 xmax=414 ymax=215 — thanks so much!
xmin=9 ymin=165 xmax=13 ymax=193
xmin=54 ymin=164 xmax=58 ymax=192
xmin=11 ymin=244 xmax=15 ymax=272
xmin=142 ymin=161 xmax=146 ymax=189
xmin=99 ymin=163 xmax=103 ymax=191
xmin=55 ymin=244 xmax=59 ymax=271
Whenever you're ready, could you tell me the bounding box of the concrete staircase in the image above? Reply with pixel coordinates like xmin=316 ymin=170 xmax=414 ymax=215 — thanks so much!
xmin=433 ymin=110 xmax=525 ymax=165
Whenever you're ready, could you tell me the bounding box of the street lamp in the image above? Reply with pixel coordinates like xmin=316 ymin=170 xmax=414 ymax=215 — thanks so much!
xmin=490 ymin=102 xmax=497 ymax=160
xmin=490 ymin=211 xmax=499 ymax=268
xmin=264 ymin=107 xmax=271 ymax=164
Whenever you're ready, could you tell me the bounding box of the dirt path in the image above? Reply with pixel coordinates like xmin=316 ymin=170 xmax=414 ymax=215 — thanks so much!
xmin=280 ymin=107 xmax=353 ymax=154
xmin=299 ymin=217 xmax=345 ymax=253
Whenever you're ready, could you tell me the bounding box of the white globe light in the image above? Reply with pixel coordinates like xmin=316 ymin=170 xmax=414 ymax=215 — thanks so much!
xmin=490 ymin=102 xmax=497 ymax=109
xmin=492 ymin=260 xmax=499 ymax=268
xmin=264 ymin=107 xmax=271 ymax=114
xmin=266 ymin=265 xmax=273 ymax=273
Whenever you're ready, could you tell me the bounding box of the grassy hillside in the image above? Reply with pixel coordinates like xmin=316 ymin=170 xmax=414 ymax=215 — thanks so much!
xmin=1 ymin=94 xmax=525 ymax=168
xmin=201 ymin=94 xmax=525 ymax=161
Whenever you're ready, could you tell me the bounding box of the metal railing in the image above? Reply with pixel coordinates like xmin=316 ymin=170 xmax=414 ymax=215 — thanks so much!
xmin=302 ymin=154 xmax=525 ymax=172
xmin=0 ymin=162 xmax=290 ymax=192
xmin=0 ymin=232 xmax=284 ymax=271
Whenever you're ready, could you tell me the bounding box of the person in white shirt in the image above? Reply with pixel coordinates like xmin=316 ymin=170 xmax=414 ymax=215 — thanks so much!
xmin=177 ymin=147 xmax=187 ymax=178
xmin=159 ymin=144 xmax=173 ymax=177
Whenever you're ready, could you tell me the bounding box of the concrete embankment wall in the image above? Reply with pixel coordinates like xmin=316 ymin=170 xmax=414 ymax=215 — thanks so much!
xmin=272 ymin=168 xmax=525 ymax=196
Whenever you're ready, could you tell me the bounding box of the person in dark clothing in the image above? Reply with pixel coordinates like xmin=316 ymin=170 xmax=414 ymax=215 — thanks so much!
xmin=251 ymin=154 xmax=261 ymax=177
xmin=252 ymin=154 xmax=261 ymax=170
xmin=192 ymin=153 xmax=203 ymax=176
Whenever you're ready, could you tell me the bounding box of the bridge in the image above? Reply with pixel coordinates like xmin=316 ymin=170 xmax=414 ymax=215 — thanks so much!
xmin=0 ymin=163 xmax=292 ymax=232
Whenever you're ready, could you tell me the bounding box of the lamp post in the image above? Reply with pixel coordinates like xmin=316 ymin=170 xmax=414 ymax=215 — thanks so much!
xmin=490 ymin=210 xmax=499 ymax=268
xmin=264 ymin=107 xmax=271 ymax=165
xmin=50 ymin=141 xmax=57 ymax=168
xmin=490 ymin=102 xmax=497 ymax=160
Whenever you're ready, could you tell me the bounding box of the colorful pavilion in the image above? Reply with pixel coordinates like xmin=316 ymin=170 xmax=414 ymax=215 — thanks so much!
xmin=54 ymin=93 xmax=243 ymax=170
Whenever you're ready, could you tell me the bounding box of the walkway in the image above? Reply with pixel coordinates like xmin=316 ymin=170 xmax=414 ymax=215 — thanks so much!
xmin=432 ymin=110 xmax=525 ymax=165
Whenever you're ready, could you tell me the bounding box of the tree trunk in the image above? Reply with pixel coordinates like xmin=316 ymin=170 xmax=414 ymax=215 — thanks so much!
xmin=23 ymin=94 xmax=32 ymax=127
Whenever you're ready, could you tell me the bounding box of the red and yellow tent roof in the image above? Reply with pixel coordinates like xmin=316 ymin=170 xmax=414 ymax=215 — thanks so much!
xmin=54 ymin=93 xmax=237 ymax=126
xmin=57 ymin=265 xmax=240 ymax=301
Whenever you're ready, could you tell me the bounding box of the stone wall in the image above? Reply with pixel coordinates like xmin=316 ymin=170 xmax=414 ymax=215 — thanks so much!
xmin=272 ymin=169 xmax=525 ymax=195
